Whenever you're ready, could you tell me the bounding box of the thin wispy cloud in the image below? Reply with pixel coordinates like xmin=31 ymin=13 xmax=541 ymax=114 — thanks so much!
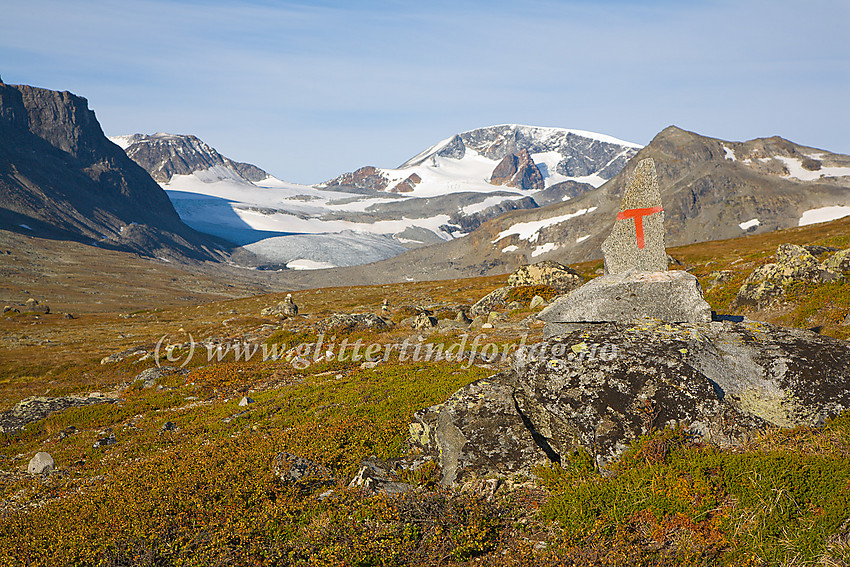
xmin=2 ymin=0 xmax=848 ymax=183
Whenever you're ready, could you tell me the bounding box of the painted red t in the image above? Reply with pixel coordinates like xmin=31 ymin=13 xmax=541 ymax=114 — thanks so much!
xmin=616 ymin=206 xmax=663 ymax=249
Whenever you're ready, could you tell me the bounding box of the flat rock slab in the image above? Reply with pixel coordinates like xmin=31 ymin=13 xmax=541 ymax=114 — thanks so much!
xmin=0 ymin=395 xmax=115 ymax=434
xmin=538 ymin=270 xmax=712 ymax=326
xmin=601 ymin=158 xmax=667 ymax=274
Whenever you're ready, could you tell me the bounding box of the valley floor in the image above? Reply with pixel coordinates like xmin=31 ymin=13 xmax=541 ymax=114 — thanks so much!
xmin=2 ymin=218 xmax=850 ymax=566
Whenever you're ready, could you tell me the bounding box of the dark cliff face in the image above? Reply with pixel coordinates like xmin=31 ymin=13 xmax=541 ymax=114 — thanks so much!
xmin=0 ymin=84 xmax=225 ymax=261
xmin=489 ymin=148 xmax=545 ymax=191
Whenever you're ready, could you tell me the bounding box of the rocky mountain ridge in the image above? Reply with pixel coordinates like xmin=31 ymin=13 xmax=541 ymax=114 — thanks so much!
xmin=0 ymin=82 xmax=225 ymax=262
xmin=110 ymin=132 xmax=268 ymax=184
xmin=109 ymin=124 xmax=640 ymax=270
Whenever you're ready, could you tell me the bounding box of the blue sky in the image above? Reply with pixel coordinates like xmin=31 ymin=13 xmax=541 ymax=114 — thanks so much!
xmin=2 ymin=0 xmax=848 ymax=184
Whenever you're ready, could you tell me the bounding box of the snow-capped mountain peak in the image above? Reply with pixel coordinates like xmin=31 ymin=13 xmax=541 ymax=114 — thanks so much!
xmin=323 ymin=124 xmax=642 ymax=198
xmin=108 ymin=132 xmax=269 ymax=184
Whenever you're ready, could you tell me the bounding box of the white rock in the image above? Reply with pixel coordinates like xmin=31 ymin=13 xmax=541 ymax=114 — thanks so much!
xmin=27 ymin=452 xmax=54 ymax=475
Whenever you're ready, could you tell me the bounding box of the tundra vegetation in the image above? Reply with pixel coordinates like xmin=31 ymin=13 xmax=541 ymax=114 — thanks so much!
xmin=2 ymin=216 xmax=850 ymax=566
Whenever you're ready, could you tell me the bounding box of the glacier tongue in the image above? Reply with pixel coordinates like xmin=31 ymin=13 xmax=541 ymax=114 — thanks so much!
xmin=241 ymin=231 xmax=408 ymax=268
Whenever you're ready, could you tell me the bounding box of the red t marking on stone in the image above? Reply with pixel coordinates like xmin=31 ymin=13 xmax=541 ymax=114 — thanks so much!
xmin=616 ymin=206 xmax=663 ymax=249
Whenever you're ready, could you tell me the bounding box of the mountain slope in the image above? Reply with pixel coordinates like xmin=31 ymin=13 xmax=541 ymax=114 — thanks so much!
xmin=301 ymin=126 xmax=850 ymax=283
xmin=110 ymin=133 xmax=268 ymax=183
xmin=0 ymin=82 xmax=225 ymax=262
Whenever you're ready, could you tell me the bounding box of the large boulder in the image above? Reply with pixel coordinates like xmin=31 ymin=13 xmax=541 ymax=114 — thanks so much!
xmin=733 ymin=244 xmax=841 ymax=309
xmin=686 ymin=321 xmax=850 ymax=427
xmin=506 ymin=260 xmax=583 ymax=292
xmin=410 ymin=378 xmax=553 ymax=485
xmin=470 ymin=287 xmax=512 ymax=318
xmin=824 ymin=248 xmax=850 ymax=273
xmin=23 ymin=298 xmax=49 ymax=314
xmin=471 ymin=261 xmax=584 ymax=317
xmin=409 ymin=320 xmax=850 ymax=484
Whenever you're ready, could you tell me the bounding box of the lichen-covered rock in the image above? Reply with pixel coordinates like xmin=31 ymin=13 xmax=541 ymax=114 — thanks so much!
xmin=409 ymin=378 xmax=552 ymax=485
xmin=804 ymin=245 xmax=838 ymax=257
xmin=412 ymin=313 xmax=438 ymax=329
xmin=0 ymin=395 xmax=115 ymax=433
xmin=704 ymin=270 xmax=734 ymax=291
xmin=317 ymin=313 xmax=390 ymax=334
xmin=734 ymin=244 xmax=841 ymax=309
xmin=410 ymin=320 xmax=850 ymax=484
xmin=824 ymin=248 xmax=850 ymax=273
xmin=24 ymin=298 xmax=49 ymax=314
xmin=507 ymin=260 xmax=583 ymax=292
xmin=686 ymin=321 xmax=850 ymax=427
xmin=470 ymin=287 xmax=511 ymax=317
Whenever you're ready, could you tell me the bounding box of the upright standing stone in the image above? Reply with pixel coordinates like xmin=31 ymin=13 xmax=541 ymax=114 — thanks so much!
xmin=538 ymin=156 xmax=712 ymax=328
xmin=601 ymin=158 xmax=667 ymax=274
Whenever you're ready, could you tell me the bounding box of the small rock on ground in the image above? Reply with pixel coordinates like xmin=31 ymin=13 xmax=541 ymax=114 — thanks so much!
xmin=27 ymin=452 xmax=54 ymax=475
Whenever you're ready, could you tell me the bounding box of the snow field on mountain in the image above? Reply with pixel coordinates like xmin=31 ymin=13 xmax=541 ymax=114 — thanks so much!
xmin=492 ymin=207 xmax=598 ymax=243
xmin=776 ymin=156 xmax=850 ymax=182
xmin=799 ymin=206 xmax=850 ymax=227
xmin=375 ymin=148 xmax=521 ymax=198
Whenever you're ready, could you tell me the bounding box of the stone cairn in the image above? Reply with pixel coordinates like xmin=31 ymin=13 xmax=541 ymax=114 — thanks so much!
xmin=539 ymin=158 xmax=711 ymax=335
xmin=261 ymin=294 xmax=298 ymax=318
